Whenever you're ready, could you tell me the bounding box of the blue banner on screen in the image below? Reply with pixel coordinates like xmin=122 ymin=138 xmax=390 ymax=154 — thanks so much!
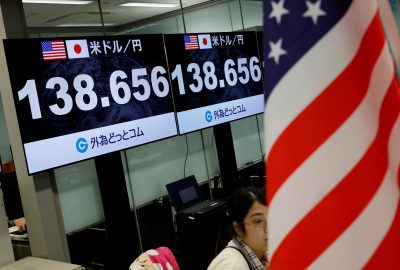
xmin=164 ymin=32 xmax=264 ymax=134
xmin=3 ymin=35 xmax=178 ymax=174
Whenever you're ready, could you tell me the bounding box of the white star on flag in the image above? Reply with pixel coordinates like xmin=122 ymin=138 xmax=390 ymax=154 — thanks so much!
xmin=269 ymin=0 xmax=290 ymax=24
xmin=268 ymin=38 xmax=287 ymax=65
xmin=302 ymin=0 xmax=326 ymax=25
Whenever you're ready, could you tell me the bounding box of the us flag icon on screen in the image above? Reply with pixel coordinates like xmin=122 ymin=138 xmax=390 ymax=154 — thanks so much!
xmin=41 ymin=40 xmax=67 ymax=61
xmin=184 ymin=35 xmax=199 ymax=50
xmin=66 ymin=39 xmax=89 ymax=59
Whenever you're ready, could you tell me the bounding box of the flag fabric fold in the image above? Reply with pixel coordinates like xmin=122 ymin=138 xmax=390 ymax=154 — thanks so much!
xmin=264 ymin=0 xmax=400 ymax=268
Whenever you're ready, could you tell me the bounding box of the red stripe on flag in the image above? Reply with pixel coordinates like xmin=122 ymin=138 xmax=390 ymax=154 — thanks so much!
xmin=363 ymin=163 xmax=400 ymax=269
xmin=267 ymin=13 xmax=385 ymax=205
xmin=270 ymin=76 xmax=400 ymax=269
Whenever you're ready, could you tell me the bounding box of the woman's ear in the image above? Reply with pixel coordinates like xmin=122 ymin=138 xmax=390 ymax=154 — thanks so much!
xmin=233 ymin=221 xmax=243 ymax=237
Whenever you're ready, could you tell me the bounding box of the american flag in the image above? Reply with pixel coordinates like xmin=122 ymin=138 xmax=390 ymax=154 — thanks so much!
xmin=41 ymin=40 xmax=66 ymax=61
xmin=264 ymin=0 xmax=400 ymax=269
xmin=184 ymin=34 xmax=199 ymax=50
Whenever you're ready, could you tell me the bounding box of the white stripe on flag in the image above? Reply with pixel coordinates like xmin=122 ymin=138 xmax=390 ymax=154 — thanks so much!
xmin=265 ymin=0 xmax=377 ymax=158
xmin=309 ymin=114 xmax=400 ymax=270
xmin=268 ymin=43 xmax=394 ymax=256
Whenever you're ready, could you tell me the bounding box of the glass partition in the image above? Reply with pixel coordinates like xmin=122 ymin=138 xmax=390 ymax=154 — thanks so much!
xmin=53 ymin=160 xmax=103 ymax=234
xmin=0 ymin=100 xmax=12 ymax=163
xmin=231 ymin=116 xmax=263 ymax=168
xmin=124 ymin=130 xmax=214 ymax=208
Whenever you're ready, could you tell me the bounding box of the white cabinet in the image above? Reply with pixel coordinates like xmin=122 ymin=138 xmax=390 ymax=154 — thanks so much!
xmin=0 ymin=257 xmax=84 ymax=270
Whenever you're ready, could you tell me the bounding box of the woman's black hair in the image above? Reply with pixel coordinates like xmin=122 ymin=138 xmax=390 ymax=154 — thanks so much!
xmin=214 ymin=186 xmax=266 ymax=255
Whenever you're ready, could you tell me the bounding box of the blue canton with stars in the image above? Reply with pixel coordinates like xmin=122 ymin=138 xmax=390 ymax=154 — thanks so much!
xmin=263 ymin=0 xmax=353 ymax=103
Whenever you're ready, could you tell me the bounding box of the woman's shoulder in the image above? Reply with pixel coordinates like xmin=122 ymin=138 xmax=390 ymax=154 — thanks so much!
xmin=207 ymin=242 xmax=250 ymax=270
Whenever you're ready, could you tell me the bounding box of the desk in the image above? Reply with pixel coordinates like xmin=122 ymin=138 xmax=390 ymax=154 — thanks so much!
xmin=176 ymin=200 xmax=227 ymax=270
xmin=8 ymin=226 xmax=30 ymax=261
xmin=0 ymin=257 xmax=84 ymax=270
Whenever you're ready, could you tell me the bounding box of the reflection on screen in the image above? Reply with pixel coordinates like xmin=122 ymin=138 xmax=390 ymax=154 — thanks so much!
xmin=179 ymin=186 xmax=198 ymax=204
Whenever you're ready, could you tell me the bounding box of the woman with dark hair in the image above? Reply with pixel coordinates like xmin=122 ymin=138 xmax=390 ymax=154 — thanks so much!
xmin=208 ymin=186 xmax=268 ymax=270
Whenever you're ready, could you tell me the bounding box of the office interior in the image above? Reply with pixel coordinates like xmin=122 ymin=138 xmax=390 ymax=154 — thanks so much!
xmin=0 ymin=0 xmax=265 ymax=269
xmin=0 ymin=1 xmax=398 ymax=270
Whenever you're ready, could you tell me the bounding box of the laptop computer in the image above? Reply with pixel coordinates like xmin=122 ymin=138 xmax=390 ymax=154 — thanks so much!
xmin=166 ymin=175 xmax=225 ymax=214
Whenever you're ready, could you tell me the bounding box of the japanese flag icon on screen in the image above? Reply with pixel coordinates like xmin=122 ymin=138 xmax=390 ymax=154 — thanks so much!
xmin=198 ymin=34 xmax=212 ymax=49
xmin=66 ymin=39 xmax=89 ymax=59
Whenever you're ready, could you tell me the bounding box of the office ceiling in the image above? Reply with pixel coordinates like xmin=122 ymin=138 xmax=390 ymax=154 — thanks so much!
xmin=22 ymin=0 xmax=207 ymax=29
xmin=22 ymin=1 xmax=400 ymax=31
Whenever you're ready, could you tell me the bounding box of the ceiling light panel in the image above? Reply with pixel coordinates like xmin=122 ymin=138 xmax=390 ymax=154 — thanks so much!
xmin=119 ymin=2 xmax=178 ymax=8
xmin=57 ymin=22 xmax=115 ymax=27
xmin=22 ymin=0 xmax=93 ymax=4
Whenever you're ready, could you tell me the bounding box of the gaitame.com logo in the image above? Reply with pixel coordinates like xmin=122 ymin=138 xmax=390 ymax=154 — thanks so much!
xmin=76 ymin=138 xmax=88 ymax=153
xmin=205 ymin=111 xmax=212 ymax=123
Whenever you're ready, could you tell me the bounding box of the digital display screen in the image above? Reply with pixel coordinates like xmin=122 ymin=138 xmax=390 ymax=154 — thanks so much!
xmin=3 ymin=32 xmax=264 ymax=174
xmin=3 ymin=35 xmax=178 ymax=174
xmin=179 ymin=186 xmax=198 ymax=204
xmin=164 ymin=32 xmax=264 ymax=134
